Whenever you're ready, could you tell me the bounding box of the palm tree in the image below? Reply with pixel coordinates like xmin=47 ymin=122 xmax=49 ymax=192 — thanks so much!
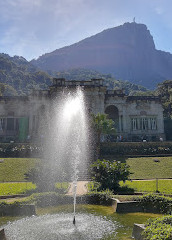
xmin=92 ymin=113 xmax=116 ymax=158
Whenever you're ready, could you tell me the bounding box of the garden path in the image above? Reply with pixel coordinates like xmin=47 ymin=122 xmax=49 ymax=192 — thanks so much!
xmin=67 ymin=181 xmax=88 ymax=196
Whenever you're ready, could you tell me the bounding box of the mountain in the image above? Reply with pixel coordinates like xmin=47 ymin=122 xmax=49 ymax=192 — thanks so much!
xmin=0 ymin=53 xmax=52 ymax=95
xmin=0 ymin=53 xmax=150 ymax=96
xmin=31 ymin=22 xmax=172 ymax=89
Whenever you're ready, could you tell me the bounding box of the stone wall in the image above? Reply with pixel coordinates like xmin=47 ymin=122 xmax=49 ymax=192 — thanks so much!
xmin=0 ymin=204 xmax=36 ymax=216
xmin=0 ymin=228 xmax=6 ymax=240
xmin=132 ymin=224 xmax=145 ymax=240
xmin=115 ymin=201 xmax=143 ymax=213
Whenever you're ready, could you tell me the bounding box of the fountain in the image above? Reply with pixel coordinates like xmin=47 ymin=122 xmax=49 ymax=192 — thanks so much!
xmin=1 ymin=87 xmax=119 ymax=239
xmin=0 ymin=87 xmax=160 ymax=239
xmin=52 ymin=88 xmax=90 ymax=223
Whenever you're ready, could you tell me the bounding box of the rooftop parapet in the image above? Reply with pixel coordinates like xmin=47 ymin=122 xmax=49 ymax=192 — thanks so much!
xmin=30 ymin=89 xmax=49 ymax=98
xmin=126 ymin=95 xmax=160 ymax=102
xmin=53 ymin=78 xmax=65 ymax=86
xmin=106 ymin=89 xmax=125 ymax=97
xmin=0 ymin=96 xmax=29 ymax=104
xmin=52 ymin=78 xmax=104 ymax=87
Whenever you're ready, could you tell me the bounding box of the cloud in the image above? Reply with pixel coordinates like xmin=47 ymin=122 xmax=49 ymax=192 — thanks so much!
xmin=0 ymin=0 xmax=172 ymax=59
xmin=0 ymin=0 xmax=110 ymax=59
xmin=155 ymin=7 xmax=164 ymax=15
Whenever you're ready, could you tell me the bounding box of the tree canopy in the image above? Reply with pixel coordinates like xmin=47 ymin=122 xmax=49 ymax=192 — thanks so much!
xmin=92 ymin=113 xmax=116 ymax=157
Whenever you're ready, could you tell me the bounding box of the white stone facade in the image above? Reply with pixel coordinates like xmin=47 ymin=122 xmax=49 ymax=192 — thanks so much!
xmin=0 ymin=78 xmax=165 ymax=142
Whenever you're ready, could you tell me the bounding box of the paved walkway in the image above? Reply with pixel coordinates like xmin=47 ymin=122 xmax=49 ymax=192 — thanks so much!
xmin=67 ymin=181 xmax=88 ymax=196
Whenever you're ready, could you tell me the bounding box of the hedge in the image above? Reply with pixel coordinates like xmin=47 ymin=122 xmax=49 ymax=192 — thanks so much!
xmin=84 ymin=190 xmax=114 ymax=205
xmin=136 ymin=194 xmax=172 ymax=214
xmin=23 ymin=192 xmax=73 ymax=207
xmin=143 ymin=215 xmax=172 ymax=240
xmin=101 ymin=142 xmax=172 ymax=156
xmin=1 ymin=142 xmax=172 ymax=158
xmin=0 ymin=143 xmax=42 ymax=157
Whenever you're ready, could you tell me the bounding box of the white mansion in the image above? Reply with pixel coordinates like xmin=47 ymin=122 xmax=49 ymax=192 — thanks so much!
xmin=0 ymin=78 xmax=165 ymax=142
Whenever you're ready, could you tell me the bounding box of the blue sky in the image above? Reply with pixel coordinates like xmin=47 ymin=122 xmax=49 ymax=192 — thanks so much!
xmin=0 ymin=0 xmax=172 ymax=61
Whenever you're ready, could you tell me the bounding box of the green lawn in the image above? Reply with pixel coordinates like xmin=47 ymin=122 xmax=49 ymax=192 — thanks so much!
xmin=0 ymin=182 xmax=36 ymax=195
xmin=0 ymin=182 xmax=69 ymax=196
xmin=120 ymin=179 xmax=172 ymax=194
xmin=0 ymin=158 xmax=39 ymax=182
xmin=126 ymin=156 xmax=172 ymax=179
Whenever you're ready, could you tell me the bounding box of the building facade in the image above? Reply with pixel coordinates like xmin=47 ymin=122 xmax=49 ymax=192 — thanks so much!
xmin=0 ymin=78 xmax=165 ymax=142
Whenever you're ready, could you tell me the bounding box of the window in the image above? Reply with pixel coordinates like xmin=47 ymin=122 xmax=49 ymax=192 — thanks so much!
xmin=0 ymin=118 xmax=5 ymax=131
xmin=131 ymin=118 xmax=138 ymax=130
xmin=141 ymin=118 xmax=148 ymax=130
xmin=7 ymin=118 xmax=14 ymax=131
xmin=150 ymin=118 xmax=157 ymax=130
xmin=131 ymin=116 xmax=157 ymax=131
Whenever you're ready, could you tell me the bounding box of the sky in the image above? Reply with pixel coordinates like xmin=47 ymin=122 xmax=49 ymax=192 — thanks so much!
xmin=0 ymin=0 xmax=172 ymax=61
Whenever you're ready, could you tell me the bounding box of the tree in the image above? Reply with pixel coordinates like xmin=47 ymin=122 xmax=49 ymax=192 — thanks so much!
xmin=90 ymin=159 xmax=131 ymax=192
xmin=24 ymin=162 xmax=68 ymax=192
xmin=156 ymin=80 xmax=172 ymax=140
xmin=24 ymin=166 xmax=57 ymax=192
xmin=92 ymin=113 xmax=116 ymax=157
xmin=156 ymin=80 xmax=172 ymax=118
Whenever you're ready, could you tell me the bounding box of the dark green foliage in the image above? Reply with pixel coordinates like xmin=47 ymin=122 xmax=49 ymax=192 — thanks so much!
xmin=0 ymin=53 xmax=52 ymax=96
xmin=164 ymin=118 xmax=172 ymax=140
xmin=0 ymin=83 xmax=17 ymax=96
xmin=85 ymin=190 xmax=113 ymax=205
xmin=92 ymin=113 xmax=116 ymax=136
xmin=143 ymin=215 xmax=172 ymax=240
xmin=25 ymin=192 xmax=71 ymax=207
xmin=0 ymin=53 xmax=151 ymax=96
xmin=92 ymin=113 xmax=116 ymax=157
xmin=24 ymin=158 xmax=69 ymax=192
xmin=0 ymin=143 xmax=42 ymax=157
xmin=90 ymin=159 xmax=131 ymax=192
xmin=24 ymin=166 xmax=62 ymax=192
xmin=49 ymin=68 xmax=148 ymax=94
xmin=0 ymin=201 xmax=21 ymax=208
xmin=101 ymin=142 xmax=172 ymax=156
xmin=156 ymin=80 xmax=172 ymax=118
xmin=137 ymin=194 xmax=172 ymax=214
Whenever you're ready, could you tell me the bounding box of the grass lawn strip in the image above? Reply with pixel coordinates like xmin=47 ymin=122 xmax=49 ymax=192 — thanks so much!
xmin=120 ymin=179 xmax=172 ymax=194
xmin=0 ymin=182 xmax=36 ymax=195
xmin=126 ymin=156 xmax=172 ymax=179
xmin=0 ymin=158 xmax=39 ymax=182
xmin=0 ymin=182 xmax=69 ymax=196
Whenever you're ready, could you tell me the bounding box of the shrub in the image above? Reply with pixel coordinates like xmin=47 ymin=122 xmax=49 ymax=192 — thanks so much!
xmin=143 ymin=215 xmax=172 ymax=240
xmin=24 ymin=192 xmax=72 ymax=207
xmin=87 ymin=181 xmax=101 ymax=192
xmin=85 ymin=190 xmax=113 ymax=205
xmin=137 ymin=194 xmax=172 ymax=214
xmin=88 ymin=181 xmax=134 ymax=195
xmin=90 ymin=159 xmax=131 ymax=192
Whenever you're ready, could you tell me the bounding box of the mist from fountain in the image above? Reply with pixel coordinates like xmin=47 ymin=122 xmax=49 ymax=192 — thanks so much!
xmin=3 ymin=87 xmax=118 ymax=239
xmin=60 ymin=88 xmax=88 ymax=222
xmin=46 ymin=87 xmax=90 ymax=220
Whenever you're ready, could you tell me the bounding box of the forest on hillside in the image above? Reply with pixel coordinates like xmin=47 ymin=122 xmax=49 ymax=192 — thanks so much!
xmin=0 ymin=53 xmax=52 ymax=96
xmin=0 ymin=52 xmax=169 ymax=101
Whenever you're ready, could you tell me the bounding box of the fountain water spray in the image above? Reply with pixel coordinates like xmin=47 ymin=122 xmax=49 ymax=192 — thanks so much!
xmin=49 ymin=87 xmax=89 ymax=224
xmin=73 ymin=180 xmax=77 ymax=224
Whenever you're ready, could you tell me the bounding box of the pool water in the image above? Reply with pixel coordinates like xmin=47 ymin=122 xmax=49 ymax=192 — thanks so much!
xmin=0 ymin=204 xmax=162 ymax=240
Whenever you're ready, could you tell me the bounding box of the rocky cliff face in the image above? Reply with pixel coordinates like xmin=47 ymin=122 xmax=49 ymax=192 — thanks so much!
xmin=31 ymin=22 xmax=172 ymax=89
